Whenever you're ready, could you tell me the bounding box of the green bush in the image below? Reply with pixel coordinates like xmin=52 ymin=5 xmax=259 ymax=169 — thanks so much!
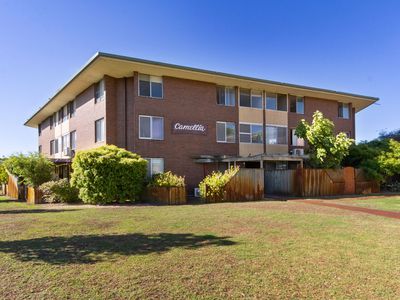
xmin=3 ymin=153 xmax=54 ymax=187
xmin=70 ymin=145 xmax=147 ymax=204
xmin=199 ymin=167 xmax=239 ymax=200
xmin=39 ymin=179 xmax=80 ymax=203
xmin=148 ymin=171 xmax=185 ymax=187
xmin=0 ymin=161 xmax=7 ymax=185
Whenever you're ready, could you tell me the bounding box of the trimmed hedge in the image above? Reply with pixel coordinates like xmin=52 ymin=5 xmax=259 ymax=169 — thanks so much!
xmin=70 ymin=145 xmax=147 ymax=204
xmin=148 ymin=171 xmax=185 ymax=188
xmin=199 ymin=167 xmax=239 ymax=200
xmin=39 ymin=179 xmax=80 ymax=203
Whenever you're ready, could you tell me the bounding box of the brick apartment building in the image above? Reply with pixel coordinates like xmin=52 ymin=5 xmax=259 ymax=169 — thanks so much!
xmin=25 ymin=52 xmax=377 ymax=193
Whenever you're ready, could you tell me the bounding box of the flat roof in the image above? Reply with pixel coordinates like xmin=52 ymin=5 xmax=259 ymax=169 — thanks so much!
xmin=25 ymin=52 xmax=379 ymax=128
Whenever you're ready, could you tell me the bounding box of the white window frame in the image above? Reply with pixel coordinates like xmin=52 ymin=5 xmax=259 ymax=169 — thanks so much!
xmin=216 ymin=121 xmax=236 ymax=143
xmin=95 ymin=118 xmax=105 ymax=143
xmin=239 ymin=122 xmax=263 ymax=144
xmin=338 ymin=103 xmax=350 ymax=119
xmin=265 ymin=93 xmax=278 ymax=111
xmin=145 ymin=158 xmax=164 ymax=177
xmin=138 ymin=74 xmax=163 ymax=99
xmin=291 ymin=128 xmax=305 ymax=146
xmin=217 ymin=86 xmax=236 ymax=106
xmin=139 ymin=115 xmax=164 ymax=140
xmin=95 ymin=79 xmax=105 ymax=103
xmin=250 ymin=90 xmax=263 ymax=109
xmin=266 ymin=124 xmax=288 ymax=145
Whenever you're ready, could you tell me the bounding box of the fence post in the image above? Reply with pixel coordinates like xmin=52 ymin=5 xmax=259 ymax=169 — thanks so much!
xmin=296 ymin=167 xmax=304 ymax=197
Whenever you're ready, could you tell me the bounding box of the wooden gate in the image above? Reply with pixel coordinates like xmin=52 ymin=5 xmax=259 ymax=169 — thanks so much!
xmin=264 ymin=169 xmax=297 ymax=195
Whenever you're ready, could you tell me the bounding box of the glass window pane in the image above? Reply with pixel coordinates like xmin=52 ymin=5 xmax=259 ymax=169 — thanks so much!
xmin=145 ymin=159 xmax=151 ymax=177
xmin=251 ymin=125 xmax=263 ymax=144
xmin=139 ymin=75 xmax=150 ymax=97
xmin=217 ymin=86 xmax=225 ymax=105
xmin=239 ymin=124 xmax=250 ymax=133
xmin=151 ymin=158 xmax=164 ymax=175
xmin=296 ymin=97 xmax=304 ymax=114
xmin=152 ymin=117 xmax=164 ymax=140
xmin=139 ymin=116 xmax=151 ymax=138
xmin=151 ymin=82 xmax=163 ymax=98
xmin=342 ymin=103 xmax=349 ymax=119
xmin=240 ymin=89 xmax=251 ymax=107
xmin=277 ymin=94 xmax=287 ymax=111
xmin=266 ymin=93 xmax=277 ymax=110
xmin=226 ymin=87 xmax=236 ymax=106
xmin=95 ymin=118 xmax=104 ymax=142
xmin=289 ymin=95 xmax=297 ymax=112
xmin=277 ymin=127 xmax=287 ymax=144
xmin=70 ymin=131 xmax=76 ymax=150
xmin=240 ymin=133 xmax=251 ymax=143
xmin=226 ymin=122 xmax=236 ymax=143
xmin=251 ymin=91 xmax=263 ymax=109
xmin=266 ymin=126 xmax=277 ymax=144
xmin=217 ymin=122 xmax=226 ymax=142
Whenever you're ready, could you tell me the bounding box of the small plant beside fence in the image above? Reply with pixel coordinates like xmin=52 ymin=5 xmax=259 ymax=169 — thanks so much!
xmin=142 ymin=171 xmax=187 ymax=205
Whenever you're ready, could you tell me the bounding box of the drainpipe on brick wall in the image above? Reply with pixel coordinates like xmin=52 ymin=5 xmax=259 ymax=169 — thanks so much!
xmin=124 ymin=77 xmax=128 ymax=149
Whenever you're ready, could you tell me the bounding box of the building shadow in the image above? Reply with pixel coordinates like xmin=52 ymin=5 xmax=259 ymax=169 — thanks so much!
xmin=0 ymin=233 xmax=236 ymax=265
xmin=0 ymin=209 xmax=80 ymax=215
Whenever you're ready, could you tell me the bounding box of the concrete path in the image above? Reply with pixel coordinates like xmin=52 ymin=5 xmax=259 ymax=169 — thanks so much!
xmin=300 ymin=200 xmax=400 ymax=219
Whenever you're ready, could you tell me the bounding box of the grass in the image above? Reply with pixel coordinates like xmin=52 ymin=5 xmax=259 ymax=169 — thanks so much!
xmin=332 ymin=196 xmax=400 ymax=212
xmin=0 ymin=195 xmax=399 ymax=299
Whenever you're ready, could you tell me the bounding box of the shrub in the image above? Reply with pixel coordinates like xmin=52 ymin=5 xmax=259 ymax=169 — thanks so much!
xmin=199 ymin=167 xmax=239 ymax=200
xmin=148 ymin=171 xmax=185 ymax=187
xmin=3 ymin=153 xmax=54 ymax=187
xmin=0 ymin=161 xmax=7 ymax=185
xmin=39 ymin=179 xmax=80 ymax=203
xmin=70 ymin=145 xmax=147 ymax=204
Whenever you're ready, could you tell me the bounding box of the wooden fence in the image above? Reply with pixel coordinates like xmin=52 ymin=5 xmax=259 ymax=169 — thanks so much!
xmin=6 ymin=173 xmax=20 ymax=199
xmin=26 ymin=187 xmax=43 ymax=204
xmin=265 ymin=167 xmax=379 ymax=197
xmin=142 ymin=186 xmax=187 ymax=205
xmin=204 ymin=169 xmax=264 ymax=203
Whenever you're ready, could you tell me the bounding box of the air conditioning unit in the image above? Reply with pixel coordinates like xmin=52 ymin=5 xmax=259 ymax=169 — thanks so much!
xmin=293 ymin=148 xmax=304 ymax=156
xmin=194 ymin=188 xmax=201 ymax=197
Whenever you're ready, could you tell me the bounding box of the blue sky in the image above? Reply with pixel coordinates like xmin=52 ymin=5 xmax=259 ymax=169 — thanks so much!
xmin=1 ymin=0 xmax=399 ymax=156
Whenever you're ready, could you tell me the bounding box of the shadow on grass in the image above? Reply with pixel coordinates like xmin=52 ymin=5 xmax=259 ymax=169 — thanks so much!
xmin=0 ymin=209 xmax=80 ymax=215
xmin=0 ymin=198 xmax=23 ymax=203
xmin=0 ymin=233 xmax=236 ymax=265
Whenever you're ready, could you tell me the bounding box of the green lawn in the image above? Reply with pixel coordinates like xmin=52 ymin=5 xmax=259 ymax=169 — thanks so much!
xmin=0 ymin=195 xmax=399 ymax=299
xmin=333 ymin=196 xmax=400 ymax=212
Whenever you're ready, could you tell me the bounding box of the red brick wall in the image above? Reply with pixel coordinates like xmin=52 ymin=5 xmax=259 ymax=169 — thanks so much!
xmin=106 ymin=74 xmax=239 ymax=191
xmin=288 ymin=96 xmax=355 ymax=151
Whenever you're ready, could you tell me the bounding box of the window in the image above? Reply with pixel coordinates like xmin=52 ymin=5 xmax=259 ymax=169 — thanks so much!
xmin=56 ymin=138 xmax=60 ymax=153
xmin=69 ymin=101 xmax=76 ymax=118
xmin=291 ymin=129 xmax=305 ymax=146
xmin=58 ymin=108 xmax=64 ymax=123
xmin=70 ymin=131 xmax=76 ymax=151
xmin=62 ymin=133 xmax=70 ymax=154
xmin=53 ymin=113 xmax=58 ymax=127
xmin=289 ymin=95 xmax=304 ymax=114
xmin=145 ymin=158 xmax=164 ymax=177
xmin=266 ymin=93 xmax=287 ymax=111
xmin=49 ymin=116 xmax=53 ymax=129
xmin=38 ymin=123 xmax=41 ymax=136
xmin=139 ymin=74 xmax=163 ymax=98
xmin=95 ymin=80 xmax=105 ymax=103
xmin=217 ymin=86 xmax=235 ymax=106
xmin=266 ymin=93 xmax=277 ymax=110
xmin=266 ymin=126 xmax=287 ymax=145
xmin=62 ymin=105 xmax=68 ymax=122
xmin=239 ymin=89 xmax=262 ymax=108
xmin=95 ymin=118 xmax=105 ymax=142
xmin=239 ymin=123 xmax=263 ymax=144
xmin=338 ymin=103 xmax=350 ymax=119
xmin=216 ymin=121 xmax=236 ymax=143
xmin=139 ymin=115 xmax=164 ymax=140
xmin=50 ymin=140 xmax=55 ymax=155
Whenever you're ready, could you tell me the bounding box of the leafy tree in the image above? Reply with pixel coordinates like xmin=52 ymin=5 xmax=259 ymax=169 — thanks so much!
xmin=3 ymin=153 xmax=54 ymax=187
xmin=70 ymin=145 xmax=147 ymax=204
xmin=377 ymin=139 xmax=400 ymax=178
xmin=295 ymin=111 xmax=354 ymax=168
xmin=0 ymin=161 xmax=8 ymax=184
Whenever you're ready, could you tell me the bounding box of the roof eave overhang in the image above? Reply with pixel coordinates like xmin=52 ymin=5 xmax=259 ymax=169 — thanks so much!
xmin=25 ymin=52 xmax=379 ymax=128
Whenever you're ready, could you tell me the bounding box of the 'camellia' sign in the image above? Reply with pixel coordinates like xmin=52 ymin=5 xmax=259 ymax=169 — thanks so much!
xmin=172 ymin=121 xmax=207 ymax=135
